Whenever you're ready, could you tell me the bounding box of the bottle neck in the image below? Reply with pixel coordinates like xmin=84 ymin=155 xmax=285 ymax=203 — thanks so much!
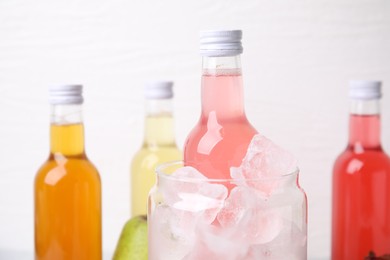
xmin=144 ymin=99 xmax=176 ymax=147
xmin=201 ymin=56 xmax=245 ymax=119
xmin=348 ymin=99 xmax=381 ymax=149
xmin=50 ymin=104 xmax=85 ymax=155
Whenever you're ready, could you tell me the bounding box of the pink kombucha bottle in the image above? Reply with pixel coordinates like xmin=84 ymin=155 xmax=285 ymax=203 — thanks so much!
xmin=184 ymin=30 xmax=258 ymax=179
xmin=332 ymin=80 xmax=390 ymax=259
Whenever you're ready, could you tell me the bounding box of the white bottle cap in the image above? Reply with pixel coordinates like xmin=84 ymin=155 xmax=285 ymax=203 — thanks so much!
xmin=49 ymin=84 xmax=84 ymax=104
xmin=144 ymin=81 xmax=174 ymax=99
xmin=349 ymin=80 xmax=382 ymax=100
xmin=199 ymin=30 xmax=243 ymax=57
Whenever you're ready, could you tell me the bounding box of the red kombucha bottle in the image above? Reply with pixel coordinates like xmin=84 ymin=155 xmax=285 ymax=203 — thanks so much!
xmin=332 ymin=80 xmax=390 ymax=259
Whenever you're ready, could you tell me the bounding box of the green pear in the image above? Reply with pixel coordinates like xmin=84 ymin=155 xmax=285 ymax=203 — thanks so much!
xmin=113 ymin=215 xmax=148 ymax=260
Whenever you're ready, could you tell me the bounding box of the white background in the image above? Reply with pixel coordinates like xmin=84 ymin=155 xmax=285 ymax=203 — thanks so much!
xmin=1 ymin=0 xmax=390 ymax=259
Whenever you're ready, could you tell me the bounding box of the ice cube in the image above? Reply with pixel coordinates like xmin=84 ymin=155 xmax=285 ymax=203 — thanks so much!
xmin=183 ymin=224 xmax=249 ymax=260
xmin=240 ymin=134 xmax=297 ymax=177
xmin=171 ymin=166 xmax=208 ymax=179
xmin=151 ymin=167 xmax=230 ymax=259
xmin=149 ymin=205 xmax=194 ymax=260
xmin=230 ymin=134 xmax=297 ymax=195
xmin=246 ymin=220 xmax=307 ymax=260
xmin=159 ymin=166 xmax=228 ymax=224
xmin=217 ymin=186 xmax=282 ymax=245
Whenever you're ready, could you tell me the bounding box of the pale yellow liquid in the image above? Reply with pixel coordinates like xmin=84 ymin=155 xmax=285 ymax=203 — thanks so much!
xmin=35 ymin=123 xmax=101 ymax=260
xmin=131 ymin=115 xmax=182 ymax=217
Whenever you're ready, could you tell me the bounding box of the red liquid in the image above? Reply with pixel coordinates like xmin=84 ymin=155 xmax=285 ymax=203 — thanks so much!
xmin=332 ymin=115 xmax=390 ymax=259
xmin=184 ymin=72 xmax=257 ymax=179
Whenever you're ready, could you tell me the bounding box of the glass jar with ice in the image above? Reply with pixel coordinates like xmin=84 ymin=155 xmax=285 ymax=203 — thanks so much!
xmin=148 ymin=134 xmax=308 ymax=260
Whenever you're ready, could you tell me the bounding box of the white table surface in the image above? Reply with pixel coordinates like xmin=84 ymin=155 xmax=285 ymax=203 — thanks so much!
xmin=0 ymin=250 xmax=114 ymax=260
xmin=0 ymin=250 xmax=329 ymax=260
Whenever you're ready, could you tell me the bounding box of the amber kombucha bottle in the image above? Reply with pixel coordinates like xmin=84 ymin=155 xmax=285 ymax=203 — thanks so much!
xmin=34 ymin=85 xmax=101 ymax=260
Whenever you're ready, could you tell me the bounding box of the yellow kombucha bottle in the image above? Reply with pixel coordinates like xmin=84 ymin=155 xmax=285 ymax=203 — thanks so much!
xmin=131 ymin=81 xmax=182 ymax=217
xmin=34 ymin=85 xmax=101 ymax=260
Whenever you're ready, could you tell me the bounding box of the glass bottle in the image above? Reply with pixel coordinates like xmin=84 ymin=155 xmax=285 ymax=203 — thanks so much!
xmin=184 ymin=30 xmax=258 ymax=179
xmin=332 ymin=80 xmax=390 ymax=259
xmin=34 ymin=85 xmax=101 ymax=260
xmin=131 ymin=81 xmax=182 ymax=217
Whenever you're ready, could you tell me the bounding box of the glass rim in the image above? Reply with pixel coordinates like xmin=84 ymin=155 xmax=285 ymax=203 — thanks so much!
xmin=155 ymin=160 xmax=299 ymax=183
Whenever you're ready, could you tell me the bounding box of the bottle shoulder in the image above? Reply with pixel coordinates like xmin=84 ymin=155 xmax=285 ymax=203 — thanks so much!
xmin=184 ymin=119 xmax=257 ymax=153
xmin=134 ymin=144 xmax=182 ymax=156
xmin=335 ymin=146 xmax=390 ymax=160
xmin=333 ymin=147 xmax=390 ymax=173
xmin=131 ymin=146 xmax=182 ymax=167
xmin=186 ymin=118 xmax=257 ymax=140
xmin=35 ymin=154 xmax=100 ymax=185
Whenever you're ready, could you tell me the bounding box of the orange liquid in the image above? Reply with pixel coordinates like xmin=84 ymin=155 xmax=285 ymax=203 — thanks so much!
xmin=34 ymin=124 xmax=101 ymax=260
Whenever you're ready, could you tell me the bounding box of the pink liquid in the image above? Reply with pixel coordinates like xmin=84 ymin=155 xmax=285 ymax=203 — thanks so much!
xmin=332 ymin=114 xmax=390 ymax=259
xmin=184 ymin=71 xmax=258 ymax=179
